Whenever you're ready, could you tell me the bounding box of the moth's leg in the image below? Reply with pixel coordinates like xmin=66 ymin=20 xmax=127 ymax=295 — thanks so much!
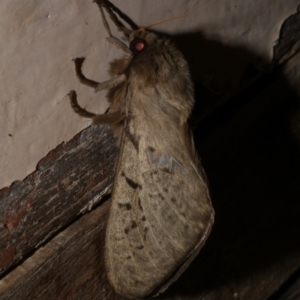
xmin=106 ymin=36 xmax=132 ymax=56
xmin=92 ymin=112 xmax=125 ymax=125
xmin=94 ymin=0 xmax=132 ymax=56
xmin=73 ymin=57 xmax=99 ymax=89
xmin=68 ymin=90 xmax=96 ymax=118
xmin=72 ymin=57 xmax=126 ymax=92
xmin=94 ymin=74 xmax=126 ymax=93
xmin=68 ymin=90 xmax=125 ymax=124
xmin=95 ymin=0 xmax=132 ymax=36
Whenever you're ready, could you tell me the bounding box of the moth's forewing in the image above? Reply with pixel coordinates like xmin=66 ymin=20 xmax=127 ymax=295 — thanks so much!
xmin=105 ymin=30 xmax=214 ymax=299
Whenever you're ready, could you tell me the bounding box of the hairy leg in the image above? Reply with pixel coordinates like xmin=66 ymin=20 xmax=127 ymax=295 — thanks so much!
xmin=68 ymin=90 xmax=125 ymax=125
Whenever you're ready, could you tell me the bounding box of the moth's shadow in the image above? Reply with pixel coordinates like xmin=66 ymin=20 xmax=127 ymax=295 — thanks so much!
xmin=157 ymin=31 xmax=300 ymax=298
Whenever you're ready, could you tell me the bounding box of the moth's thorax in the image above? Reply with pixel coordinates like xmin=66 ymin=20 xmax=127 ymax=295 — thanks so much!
xmin=125 ymin=37 xmax=195 ymax=122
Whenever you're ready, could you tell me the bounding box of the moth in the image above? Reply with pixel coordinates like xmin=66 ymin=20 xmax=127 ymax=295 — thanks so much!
xmin=68 ymin=0 xmax=214 ymax=298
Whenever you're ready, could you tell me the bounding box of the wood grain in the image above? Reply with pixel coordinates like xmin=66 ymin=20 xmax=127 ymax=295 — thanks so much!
xmin=0 ymin=125 xmax=117 ymax=275
xmin=0 ymin=201 xmax=111 ymax=300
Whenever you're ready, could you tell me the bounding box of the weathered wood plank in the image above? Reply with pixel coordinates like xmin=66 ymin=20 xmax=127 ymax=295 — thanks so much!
xmin=0 ymin=125 xmax=117 ymax=274
xmin=0 ymin=201 xmax=111 ymax=300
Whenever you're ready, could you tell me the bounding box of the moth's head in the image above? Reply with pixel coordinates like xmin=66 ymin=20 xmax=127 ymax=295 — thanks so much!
xmin=128 ymin=29 xmax=158 ymax=55
xmin=127 ymin=15 xmax=185 ymax=55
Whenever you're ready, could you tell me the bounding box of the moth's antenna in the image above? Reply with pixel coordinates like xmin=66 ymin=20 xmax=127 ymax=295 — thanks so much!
xmin=138 ymin=15 xmax=186 ymax=32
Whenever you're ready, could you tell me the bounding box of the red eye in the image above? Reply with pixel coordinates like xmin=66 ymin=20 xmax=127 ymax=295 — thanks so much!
xmin=130 ymin=38 xmax=147 ymax=54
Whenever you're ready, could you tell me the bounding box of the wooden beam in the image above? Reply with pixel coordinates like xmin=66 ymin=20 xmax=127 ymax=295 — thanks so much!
xmin=0 ymin=201 xmax=113 ymax=300
xmin=0 ymin=125 xmax=117 ymax=274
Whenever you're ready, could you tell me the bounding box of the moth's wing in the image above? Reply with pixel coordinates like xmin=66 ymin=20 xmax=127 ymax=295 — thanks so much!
xmin=105 ymin=117 xmax=214 ymax=299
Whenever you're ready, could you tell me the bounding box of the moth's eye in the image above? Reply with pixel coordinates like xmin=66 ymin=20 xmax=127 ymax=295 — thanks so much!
xmin=130 ymin=38 xmax=147 ymax=54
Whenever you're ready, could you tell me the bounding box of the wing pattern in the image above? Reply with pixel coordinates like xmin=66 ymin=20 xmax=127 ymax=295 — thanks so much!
xmin=105 ymin=97 xmax=213 ymax=298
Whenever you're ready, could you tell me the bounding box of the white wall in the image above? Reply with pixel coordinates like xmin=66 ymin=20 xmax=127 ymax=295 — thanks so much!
xmin=0 ymin=0 xmax=298 ymax=187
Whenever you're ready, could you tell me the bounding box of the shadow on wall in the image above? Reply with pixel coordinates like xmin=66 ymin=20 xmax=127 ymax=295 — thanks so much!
xmin=174 ymin=31 xmax=267 ymax=122
xmin=151 ymin=29 xmax=300 ymax=298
